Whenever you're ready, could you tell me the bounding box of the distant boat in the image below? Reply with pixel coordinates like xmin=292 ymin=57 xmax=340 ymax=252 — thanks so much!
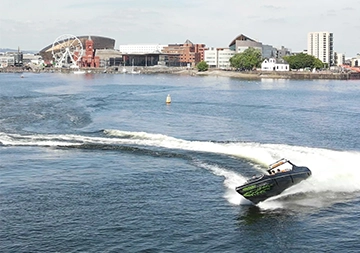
xmin=131 ymin=70 xmax=140 ymax=74
xmin=73 ymin=70 xmax=86 ymax=74
xmin=131 ymin=59 xmax=140 ymax=74
xmin=122 ymin=61 xmax=127 ymax=73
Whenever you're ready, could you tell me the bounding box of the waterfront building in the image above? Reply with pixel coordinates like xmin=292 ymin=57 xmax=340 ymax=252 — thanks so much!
xmin=162 ymin=40 xmax=206 ymax=67
xmin=204 ymin=48 xmax=217 ymax=68
xmin=95 ymin=49 xmax=123 ymax=67
xmin=261 ymin=58 xmax=289 ymax=71
xmin=204 ymin=47 xmax=235 ymax=69
xmin=14 ymin=48 xmax=23 ymax=67
xmin=0 ymin=49 xmax=24 ymax=67
xmin=228 ymin=34 xmax=281 ymax=59
xmin=0 ymin=50 xmax=42 ymax=68
xmin=350 ymin=54 xmax=360 ymax=67
xmin=229 ymin=34 xmax=262 ymax=54
xmin=0 ymin=56 xmax=15 ymax=68
xmin=276 ymin=46 xmax=292 ymax=58
xmin=80 ymin=37 xmax=100 ymax=68
xmin=307 ymin=31 xmax=334 ymax=66
xmin=39 ymin=35 xmax=115 ymax=63
xmin=204 ymin=34 xmax=292 ymax=69
xmin=334 ymin=52 xmax=345 ymax=66
xmin=262 ymin=44 xmax=276 ymax=59
xmin=119 ymin=44 xmax=166 ymax=54
xmin=23 ymin=54 xmax=42 ymax=65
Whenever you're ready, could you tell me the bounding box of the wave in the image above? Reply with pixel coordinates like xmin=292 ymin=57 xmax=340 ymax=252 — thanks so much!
xmin=1 ymin=129 xmax=360 ymax=207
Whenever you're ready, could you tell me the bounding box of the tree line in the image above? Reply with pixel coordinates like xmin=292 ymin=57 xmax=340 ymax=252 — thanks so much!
xmin=196 ymin=48 xmax=325 ymax=71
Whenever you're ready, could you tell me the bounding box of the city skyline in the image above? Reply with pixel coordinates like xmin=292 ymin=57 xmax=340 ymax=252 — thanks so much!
xmin=1 ymin=0 xmax=359 ymax=57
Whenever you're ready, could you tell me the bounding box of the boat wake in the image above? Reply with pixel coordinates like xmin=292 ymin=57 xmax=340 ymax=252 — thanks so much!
xmin=1 ymin=129 xmax=360 ymax=209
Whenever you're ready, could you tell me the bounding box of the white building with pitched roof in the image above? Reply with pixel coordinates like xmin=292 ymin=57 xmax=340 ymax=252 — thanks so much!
xmin=261 ymin=58 xmax=289 ymax=71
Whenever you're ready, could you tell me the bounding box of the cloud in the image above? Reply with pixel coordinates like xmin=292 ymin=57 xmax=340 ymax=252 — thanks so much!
xmin=324 ymin=9 xmax=337 ymax=17
xmin=341 ymin=7 xmax=355 ymax=11
xmin=0 ymin=0 xmax=359 ymax=56
xmin=261 ymin=18 xmax=286 ymax=24
xmin=262 ymin=5 xmax=284 ymax=10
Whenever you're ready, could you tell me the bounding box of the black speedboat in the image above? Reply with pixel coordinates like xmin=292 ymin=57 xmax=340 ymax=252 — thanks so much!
xmin=235 ymin=158 xmax=311 ymax=204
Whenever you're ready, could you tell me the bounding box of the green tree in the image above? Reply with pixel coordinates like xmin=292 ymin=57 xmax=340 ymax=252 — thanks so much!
xmin=229 ymin=47 xmax=262 ymax=70
xmin=313 ymin=58 xmax=324 ymax=69
xmin=283 ymin=53 xmax=324 ymax=70
xmin=196 ymin=61 xmax=209 ymax=72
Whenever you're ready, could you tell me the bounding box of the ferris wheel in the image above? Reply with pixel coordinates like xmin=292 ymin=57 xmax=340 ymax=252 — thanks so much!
xmin=52 ymin=34 xmax=84 ymax=68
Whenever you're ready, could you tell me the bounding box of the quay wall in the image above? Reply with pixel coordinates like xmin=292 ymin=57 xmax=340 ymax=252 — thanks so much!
xmin=259 ymin=71 xmax=352 ymax=80
xmin=1 ymin=66 xmax=360 ymax=80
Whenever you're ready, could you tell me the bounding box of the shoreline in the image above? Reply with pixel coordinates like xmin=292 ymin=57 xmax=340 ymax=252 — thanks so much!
xmin=1 ymin=66 xmax=360 ymax=80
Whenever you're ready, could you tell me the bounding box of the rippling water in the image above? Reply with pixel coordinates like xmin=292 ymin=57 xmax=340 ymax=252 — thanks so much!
xmin=0 ymin=72 xmax=360 ymax=252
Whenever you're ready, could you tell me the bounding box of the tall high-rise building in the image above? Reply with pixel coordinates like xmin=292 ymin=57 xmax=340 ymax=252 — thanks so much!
xmin=307 ymin=32 xmax=334 ymax=66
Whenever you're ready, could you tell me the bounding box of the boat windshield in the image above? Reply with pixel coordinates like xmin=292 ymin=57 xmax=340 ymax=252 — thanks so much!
xmin=247 ymin=174 xmax=264 ymax=182
xmin=267 ymin=158 xmax=293 ymax=174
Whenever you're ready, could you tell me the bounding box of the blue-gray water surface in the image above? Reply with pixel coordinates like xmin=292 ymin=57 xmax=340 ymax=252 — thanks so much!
xmin=0 ymin=72 xmax=360 ymax=252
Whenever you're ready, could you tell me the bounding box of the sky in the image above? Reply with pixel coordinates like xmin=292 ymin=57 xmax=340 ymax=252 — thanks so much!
xmin=0 ymin=0 xmax=359 ymax=57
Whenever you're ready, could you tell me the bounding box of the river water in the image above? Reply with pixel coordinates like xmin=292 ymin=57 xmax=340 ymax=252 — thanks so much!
xmin=0 ymin=72 xmax=359 ymax=252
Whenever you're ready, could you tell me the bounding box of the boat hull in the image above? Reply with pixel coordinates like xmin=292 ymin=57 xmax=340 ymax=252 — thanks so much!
xmin=236 ymin=166 xmax=311 ymax=204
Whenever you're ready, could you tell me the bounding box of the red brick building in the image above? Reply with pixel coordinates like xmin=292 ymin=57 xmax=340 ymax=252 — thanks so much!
xmin=162 ymin=39 xmax=205 ymax=67
xmin=80 ymin=36 xmax=100 ymax=68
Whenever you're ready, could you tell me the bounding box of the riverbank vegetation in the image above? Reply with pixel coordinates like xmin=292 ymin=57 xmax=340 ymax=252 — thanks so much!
xmin=283 ymin=53 xmax=325 ymax=70
xmin=229 ymin=48 xmax=262 ymax=70
xmin=229 ymin=48 xmax=326 ymax=71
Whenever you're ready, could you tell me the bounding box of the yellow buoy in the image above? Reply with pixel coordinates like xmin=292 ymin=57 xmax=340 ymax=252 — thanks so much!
xmin=166 ymin=94 xmax=171 ymax=104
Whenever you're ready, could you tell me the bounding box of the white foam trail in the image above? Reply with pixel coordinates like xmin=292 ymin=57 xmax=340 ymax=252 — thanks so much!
xmin=0 ymin=132 xmax=104 ymax=146
xmin=193 ymin=161 xmax=251 ymax=205
xmin=105 ymin=130 xmax=360 ymax=187
xmin=2 ymin=129 xmax=360 ymax=207
xmin=104 ymin=129 xmax=273 ymax=167
xmin=104 ymin=130 xmax=360 ymax=207
xmin=104 ymin=129 xmax=179 ymax=142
